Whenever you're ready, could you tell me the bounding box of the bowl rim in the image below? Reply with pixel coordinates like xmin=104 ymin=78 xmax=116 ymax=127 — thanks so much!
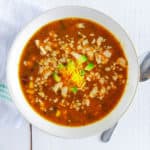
xmin=6 ymin=5 xmax=140 ymax=138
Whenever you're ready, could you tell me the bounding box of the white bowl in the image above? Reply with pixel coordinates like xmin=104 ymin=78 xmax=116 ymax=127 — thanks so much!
xmin=7 ymin=6 xmax=139 ymax=138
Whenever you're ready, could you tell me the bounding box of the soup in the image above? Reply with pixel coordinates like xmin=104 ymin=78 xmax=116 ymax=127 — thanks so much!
xmin=19 ymin=18 xmax=128 ymax=126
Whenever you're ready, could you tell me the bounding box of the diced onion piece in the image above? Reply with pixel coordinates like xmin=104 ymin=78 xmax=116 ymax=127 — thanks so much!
xmin=89 ymin=33 xmax=95 ymax=36
xmin=83 ymin=99 xmax=90 ymax=106
xmin=59 ymin=57 xmax=66 ymax=63
xmin=117 ymin=57 xmax=127 ymax=68
xmin=77 ymin=45 xmax=82 ymax=50
xmin=45 ymin=45 xmax=52 ymax=51
xmin=90 ymin=86 xmax=98 ymax=98
xmin=61 ymin=86 xmax=68 ymax=97
xmin=112 ymin=75 xmax=118 ymax=81
xmin=85 ymin=63 xmax=94 ymax=71
xmin=71 ymin=52 xmax=81 ymax=59
xmin=95 ymin=54 xmax=102 ymax=64
xmin=97 ymin=36 xmax=104 ymax=47
xmin=87 ymin=51 xmax=94 ymax=61
xmin=39 ymin=46 xmax=47 ymax=55
xmin=52 ymin=82 xmax=63 ymax=93
xmin=103 ymin=50 xmax=112 ymax=58
xmin=82 ymin=39 xmax=89 ymax=46
xmin=35 ymin=40 xmax=40 ymax=48
xmin=38 ymin=91 xmax=45 ymax=98
xmin=43 ymin=70 xmax=52 ymax=80
xmin=91 ymin=38 xmax=96 ymax=44
xmin=105 ymin=67 xmax=111 ymax=72
xmin=99 ymin=87 xmax=106 ymax=95
xmin=76 ymin=23 xmax=85 ymax=29
xmin=23 ymin=61 xmax=33 ymax=67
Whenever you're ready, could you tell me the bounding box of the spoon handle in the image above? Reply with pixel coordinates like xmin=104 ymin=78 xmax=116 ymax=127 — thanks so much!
xmin=100 ymin=123 xmax=117 ymax=142
xmin=139 ymin=51 xmax=150 ymax=81
xmin=101 ymin=51 xmax=150 ymax=143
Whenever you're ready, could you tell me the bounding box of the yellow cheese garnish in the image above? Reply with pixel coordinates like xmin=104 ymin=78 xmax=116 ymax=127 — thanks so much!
xmin=60 ymin=60 xmax=85 ymax=88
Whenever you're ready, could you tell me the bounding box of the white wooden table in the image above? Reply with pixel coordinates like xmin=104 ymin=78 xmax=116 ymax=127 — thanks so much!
xmin=0 ymin=0 xmax=150 ymax=149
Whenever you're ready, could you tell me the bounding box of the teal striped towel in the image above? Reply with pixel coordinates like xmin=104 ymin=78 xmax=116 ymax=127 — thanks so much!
xmin=0 ymin=84 xmax=12 ymax=102
xmin=0 ymin=83 xmax=27 ymax=127
xmin=0 ymin=0 xmax=41 ymax=127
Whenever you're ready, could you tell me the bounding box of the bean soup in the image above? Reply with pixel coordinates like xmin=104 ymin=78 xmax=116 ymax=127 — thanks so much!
xmin=19 ymin=18 xmax=128 ymax=126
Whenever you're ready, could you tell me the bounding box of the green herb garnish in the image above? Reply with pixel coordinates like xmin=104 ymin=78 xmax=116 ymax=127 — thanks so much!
xmin=78 ymin=55 xmax=87 ymax=64
xmin=79 ymin=70 xmax=85 ymax=76
xmin=58 ymin=63 xmax=64 ymax=70
xmin=71 ymin=87 xmax=78 ymax=94
xmin=53 ymin=72 xmax=61 ymax=82
xmin=85 ymin=63 xmax=94 ymax=71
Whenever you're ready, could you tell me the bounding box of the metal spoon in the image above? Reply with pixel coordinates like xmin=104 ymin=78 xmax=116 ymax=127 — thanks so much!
xmin=101 ymin=51 xmax=150 ymax=142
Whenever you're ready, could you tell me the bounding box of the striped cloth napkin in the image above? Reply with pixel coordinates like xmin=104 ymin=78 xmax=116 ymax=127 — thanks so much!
xmin=0 ymin=0 xmax=42 ymax=127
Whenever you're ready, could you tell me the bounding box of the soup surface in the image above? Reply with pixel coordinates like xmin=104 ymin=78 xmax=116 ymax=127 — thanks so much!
xmin=19 ymin=18 xmax=128 ymax=126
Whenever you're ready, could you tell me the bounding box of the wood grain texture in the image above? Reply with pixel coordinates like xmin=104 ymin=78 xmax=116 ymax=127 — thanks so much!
xmin=0 ymin=0 xmax=150 ymax=150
